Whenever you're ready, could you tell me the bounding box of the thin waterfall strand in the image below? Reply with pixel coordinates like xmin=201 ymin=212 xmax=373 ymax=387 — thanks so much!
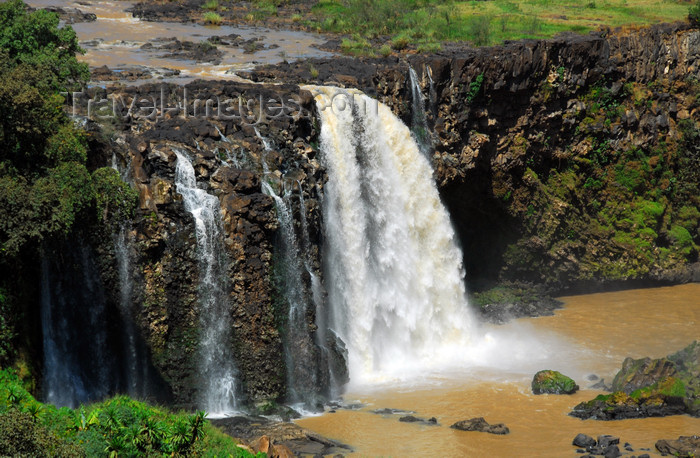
xmin=175 ymin=150 xmax=238 ymax=413
xmin=408 ymin=66 xmax=432 ymax=158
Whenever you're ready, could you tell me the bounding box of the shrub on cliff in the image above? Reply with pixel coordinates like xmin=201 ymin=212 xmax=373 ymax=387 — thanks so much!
xmin=689 ymin=0 xmax=700 ymax=26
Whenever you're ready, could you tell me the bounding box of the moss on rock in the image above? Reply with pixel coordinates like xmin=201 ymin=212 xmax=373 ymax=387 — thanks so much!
xmin=532 ymin=370 xmax=579 ymax=395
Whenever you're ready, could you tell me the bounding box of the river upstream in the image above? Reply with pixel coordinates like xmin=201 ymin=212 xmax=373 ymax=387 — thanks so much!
xmin=27 ymin=0 xmax=332 ymax=82
xmin=26 ymin=0 xmax=700 ymax=455
xmin=298 ymin=284 xmax=700 ymax=456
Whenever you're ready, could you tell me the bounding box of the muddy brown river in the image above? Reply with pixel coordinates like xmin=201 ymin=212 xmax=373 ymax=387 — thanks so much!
xmin=28 ymin=0 xmax=333 ymax=83
xmin=298 ymin=284 xmax=700 ymax=456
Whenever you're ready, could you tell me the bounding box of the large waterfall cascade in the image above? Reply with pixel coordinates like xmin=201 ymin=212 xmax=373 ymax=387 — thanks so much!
xmin=175 ymin=150 xmax=239 ymax=413
xmin=303 ymin=85 xmax=475 ymax=385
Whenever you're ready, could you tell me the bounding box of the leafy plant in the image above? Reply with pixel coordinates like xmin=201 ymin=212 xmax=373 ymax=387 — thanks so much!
xmin=467 ymin=73 xmax=484 ymax=102
xmin=203 ymin=11 xmax=222 ymax=25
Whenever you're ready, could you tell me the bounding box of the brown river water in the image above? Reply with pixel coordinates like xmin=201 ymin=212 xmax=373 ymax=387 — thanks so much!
xmin=27 ymin=0 xmax=333 ymax=83
xmin=298 ymin=284 xmax=700 ymax=457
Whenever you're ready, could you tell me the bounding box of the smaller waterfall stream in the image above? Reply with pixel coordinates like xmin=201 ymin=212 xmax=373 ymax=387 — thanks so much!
xmin=408 ymin=66 xmax=432 ymax=158
xmin=41 ymin=243 xmax=117 ymax=407
xmin=262 ymin=180 xmax=324 ymax=405
xmin=175 ymin=150 xmax=238 ymax=413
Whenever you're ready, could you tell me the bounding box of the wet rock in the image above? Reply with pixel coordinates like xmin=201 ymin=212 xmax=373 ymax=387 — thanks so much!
xmin=573 ymin=433 xmax=597 ymax=448
xmin=598 ymin=435 xmax=620 ymax=448
xmin=450 ymin=417 xmax=510 ymax=435
xmin=35 ymin=6 xmax=96 ymax=23
xmin=603 ymin=444 xmax=621 ymax=458
xmin=398 ymin=415 xmax=438 ymax=425
xmin=372 ymin=408 xmax=414 ymax=416
xmin=532 ymin=370 xmax=579 ymax=394
xmin=571 ymin=341 xmax=700 ymax=420
xmin=612 ymin=356 xmax=677 ymax=393
xmin=473 ymin=282 xmax=564 ymax=324
xmin=212 ymin=416 xmax=352 ymax=457
xmin=655 ymin=436 xmax=700 ymax=457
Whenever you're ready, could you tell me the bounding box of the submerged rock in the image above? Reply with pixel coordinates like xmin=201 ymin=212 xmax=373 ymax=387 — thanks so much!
xmin=450 ymin=417 xmax=509 ymax=435
xmin=398 ymin=415 xmax=438 ymax=425
xmin=571 ymin=341 xmax=700 ymax=420
xmin=532 ymin=370 xmax=579 ymax=395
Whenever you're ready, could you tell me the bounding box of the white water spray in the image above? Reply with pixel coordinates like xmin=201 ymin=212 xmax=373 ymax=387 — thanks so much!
xmin=175 ymin=150 xmax=238 ymax=413
xmin=304 ymin=86 xmax=474 ymax=386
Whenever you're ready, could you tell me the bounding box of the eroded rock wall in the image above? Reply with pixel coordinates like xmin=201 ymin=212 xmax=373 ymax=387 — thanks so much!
xmin=91 ymin=80 xmax=330 ymax=406
xmin=252 ymin=22 xmax=700 ymax=292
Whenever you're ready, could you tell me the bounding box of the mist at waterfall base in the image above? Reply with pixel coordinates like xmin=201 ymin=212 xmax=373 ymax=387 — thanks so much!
xmin=305 ymin=86 xmax=582 ymax=394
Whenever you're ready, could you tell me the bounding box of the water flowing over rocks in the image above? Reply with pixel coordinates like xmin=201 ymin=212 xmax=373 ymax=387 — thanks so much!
xmin=76 ymin=79 xmax=337 ymax=407
xmin=251 ymin=22 xmax=700 ymax=295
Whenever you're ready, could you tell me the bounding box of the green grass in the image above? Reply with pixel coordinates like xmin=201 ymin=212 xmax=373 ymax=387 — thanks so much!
xmin=202 ymin=0 xmax=219 ymax=11
xmin=203 ymin=11 xmax=222 ymax=25
xmin=309 ymin=0 xmax=692 ymax=55
xmin=0 ymin=369 xmax=261 ymax=457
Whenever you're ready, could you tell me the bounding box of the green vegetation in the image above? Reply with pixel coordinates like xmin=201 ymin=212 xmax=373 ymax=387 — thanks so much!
xmin=690 ymin=0 xmax=700 ymax=25
xmin=531 ymin=370 xmax=579 ymax=395
xmin=0 ymin=0 xmax=138 ymax=368
xmin=308 ymin=0 xmax=692 ymax=55
xmin=502 ymin=77 xmax=699 ymax=284
xmin=0 ymin=369 xmax=260 ymax=457
xmin=202 ymin=0 xmax=219 ymax=11
xmin=203 ymin=11 xmax=223 ymax=25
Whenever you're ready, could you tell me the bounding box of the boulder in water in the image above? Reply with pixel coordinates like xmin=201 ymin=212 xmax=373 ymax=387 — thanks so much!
xmin=398 ymin=415 xmax=438 ymax=425
xmin=573 ymin=433 xmax=596 ymax=448
xmin=655 ymin=435 xmax=700 ymax=457
xmin=450 ymin=417 xmax=509 ymax=435
xmin=571 ymin=341 xmax=700 ymax=420
xmin=532 ymin=370 xmax=579 ymax=394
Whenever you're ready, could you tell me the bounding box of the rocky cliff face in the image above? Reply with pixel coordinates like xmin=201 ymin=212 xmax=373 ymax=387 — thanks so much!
xmin=35 ymin=22 xmax=700 ymax=407
xmin=83 ymin=80 xmax=335 ymax=406
xmin=252 ymin=22 xmax=700 ymax=292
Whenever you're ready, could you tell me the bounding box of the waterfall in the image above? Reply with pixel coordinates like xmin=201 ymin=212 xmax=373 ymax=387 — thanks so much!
xmin=408 ymin=66 xmax=432 ymax=158
xmin=304 ymin=86 xmax=474 ymax=385
xmin=41 ymin=243 xmax=117 ymax=407
xmin=175 ymin=150 xmax=238 ymax=413
xmin=114 ymin=226 xmax=153 ymax=398
xmin=262 ymin=180 xmax=323 ymax=406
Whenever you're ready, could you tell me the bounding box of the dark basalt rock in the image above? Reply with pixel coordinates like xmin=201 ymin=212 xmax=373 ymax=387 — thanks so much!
xmin=372 ymin=408 xmax=414 ymax=416
xmin=211 ymin=416 xmax=352 ymax=457
xmin=573 ymin=433 xmax=597 ymax=448
xmin=571 ymin=341 xmax=700 ymax=420
xmin=655 ymin=436 xmax=700 ymax=458
xmin=33 ymin=6 xmax=96 ymax=23
xmin=450 ymin=417 xmax=510 ymax=435
xmin=398 ymin=415 xmax=438 ymax=425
